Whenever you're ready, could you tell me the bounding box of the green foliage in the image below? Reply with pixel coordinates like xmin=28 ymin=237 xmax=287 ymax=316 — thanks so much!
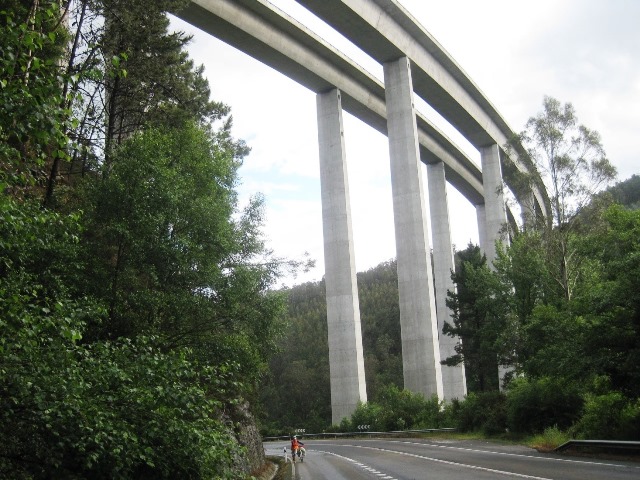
xmin=573 ymin=205 xmax=640 ymax=397
xmin=0 ymin=192 xmax=248 ymax=478
xmin=451 ymin=391 xmax=507 ymax=436
xmin=358 ymin=261 xmax=403 ymax=397
xmin=511 ymin=96 xmax=617 ymax=301
xmin=96 ymin=0 xmax=235 ymax=160
xmin=516 ymin=304 xmax=584 ymax=381
xmin=444 ymin=244 xmax=504 ymax=392
xmin=375 ymin=385 xmax=446 ymax=430
xmin=605 ymin=174 xmax=640 ymax=210
xmin=2 ymin=335 xmax=242 ymax=478
xmin=1 ymin=2 xmax=284 ymax=474
xmin=573 ymin=392 xmax=640 ymax=440
xmin=347 ymin=386 xmax=450 ymax=432
xmin=0 ymin=1 xmax=72 ymax=191
xmin=518 ymin=96 xmax=616 ymax=229
xmin=259 ymin=261 xmax=403 ymax=433
xmin=506 ymin=377 xmax=582 ymax=434
xmin=259 ymin=280 xmax=331 ymax=433
xmin=76 ymin=124 xmax=284 ymax=397
xmin=349 ymin=402 xmax=386 ymax=431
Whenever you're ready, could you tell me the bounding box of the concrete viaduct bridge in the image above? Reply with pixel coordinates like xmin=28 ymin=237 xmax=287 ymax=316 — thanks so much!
xmin=176 ymin=0 xmax=549 ymax=424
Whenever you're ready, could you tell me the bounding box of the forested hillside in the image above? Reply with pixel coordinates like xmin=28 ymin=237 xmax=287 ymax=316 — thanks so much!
xmin=259 ymin=261 xmax=404 ymax=433
xmin=1 ymin=1 xmax=286 ymax=477
xmin=606 ymin=174 xmax=640 ymax=209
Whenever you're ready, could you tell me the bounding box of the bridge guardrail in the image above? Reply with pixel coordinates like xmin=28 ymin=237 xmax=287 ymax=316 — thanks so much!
xmin=554 ymin=440 xmax=640 ymax=455
xmin=263 ymin=427 xmax=457 ymax=442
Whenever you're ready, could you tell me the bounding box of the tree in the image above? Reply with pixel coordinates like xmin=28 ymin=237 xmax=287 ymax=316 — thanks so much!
xmin=358 ymin=261 xmax=403 ymax=398
xmin=78 ymin=123 xmax=285 ymax=396
xmin=0 ymin=0 xmax=72 ymax=199
xmin=573 ymin=205 xmax=640 ymax=397
xmin=495 ymin=204 xmax=639 ymax=393
xmin=514 ymin=96 xmax=617 ymax=300
xmin=0 ymin=3 xmax=285 ymax=475
xmin=42 ymin=0 xmax=236 ymax=204
xmin=443 ymin=244 xmax=506 ymax=393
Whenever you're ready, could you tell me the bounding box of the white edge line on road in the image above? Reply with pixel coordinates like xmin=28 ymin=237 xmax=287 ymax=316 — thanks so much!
xmin=315 ymin=449 xmax=398 ymax=480
xmin=321 ymin=444 xmax=552 ymax=480
xmin=389 ymin=440 xmax=640 ymax=470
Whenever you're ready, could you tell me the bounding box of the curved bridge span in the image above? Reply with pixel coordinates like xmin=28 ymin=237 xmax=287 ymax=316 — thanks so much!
xmin=176 ymin=0 xmax=547 ymax=424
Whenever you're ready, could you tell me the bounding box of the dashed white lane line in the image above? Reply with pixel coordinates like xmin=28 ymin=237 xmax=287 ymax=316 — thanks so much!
xmin=389 ymin=440 xmax=640 ymax=470
xmin=320 ymin=444 xmax=552 ymax=479
xmin=316 ymin=450 xmax=399 ymax=480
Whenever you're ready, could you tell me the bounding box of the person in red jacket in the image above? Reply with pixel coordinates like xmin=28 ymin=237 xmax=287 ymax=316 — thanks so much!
xmin=290 ymin=435 xmax=305 ymax=462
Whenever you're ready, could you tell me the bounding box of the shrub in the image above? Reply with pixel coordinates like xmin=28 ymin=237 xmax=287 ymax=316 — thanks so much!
xmin=374 ymin=385 xmax=445 ymax=431
xmin=506 ymin=377 xmax=583 ymax=434
xmin=454 ymin=391 xmax=507 ymax=435
xmin=350 ymin=401 xmax=386 ymax=431
xmin=573 ymin=392 xmax=640 ymax=440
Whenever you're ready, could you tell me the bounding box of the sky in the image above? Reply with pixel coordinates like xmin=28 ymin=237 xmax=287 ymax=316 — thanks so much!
xmin=169 ymin=0 xmax=640 ymax=287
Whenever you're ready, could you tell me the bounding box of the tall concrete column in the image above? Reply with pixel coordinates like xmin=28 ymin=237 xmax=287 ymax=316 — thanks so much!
xmin=520 ymin=191 xmax=537 ymax=231
xmin=480 ymin=144 xmax=511 ymax=389
xmin=479 ymin=144 xmax=508 ymax=267
xmin=476 ymin=204 xmax=487 ymax=253
xmin=384 ymin=57 xmax=443 ymax=399
xmin=427 ymin=161 xmax=466 ymax=400
xmin=317 ymin=88 xmax=367 ymax=424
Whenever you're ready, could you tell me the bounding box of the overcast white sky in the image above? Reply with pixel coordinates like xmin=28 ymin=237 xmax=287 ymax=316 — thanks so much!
xmin=170 ymin=0 xmax=639 ymax=287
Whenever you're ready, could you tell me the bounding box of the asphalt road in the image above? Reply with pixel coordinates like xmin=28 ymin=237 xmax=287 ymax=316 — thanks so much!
xmin=264 ymin=438 xmax=640 ymax=480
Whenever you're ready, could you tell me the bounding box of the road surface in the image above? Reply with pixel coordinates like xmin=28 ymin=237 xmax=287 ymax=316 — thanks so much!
xmin=265 ymin=438 xmax=640 ymax=480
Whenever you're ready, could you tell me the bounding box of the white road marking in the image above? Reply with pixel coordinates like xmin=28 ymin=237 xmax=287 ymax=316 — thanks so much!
xmin=321 ymin=444 xmax=553 ymax=479
xmin=315 ymin=450 xmax=399 ymax=480
xmin=390 ymin=440 xmax=640 ymax=470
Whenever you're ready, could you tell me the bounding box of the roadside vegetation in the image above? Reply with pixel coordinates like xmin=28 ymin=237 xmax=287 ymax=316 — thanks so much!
xmin=1 ymin=1 xmax=297 ymax=477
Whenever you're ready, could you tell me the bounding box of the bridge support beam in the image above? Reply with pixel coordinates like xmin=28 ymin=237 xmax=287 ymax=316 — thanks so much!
xmin=317 ymin=88 xmax=367 ymax=424
xmin=520 ymin=191 xmax=537 ymax=230
xmin=428 ymin=161 xmax=466 ymax=400
xmin=479 ymin=143 xmax=512 ymax=389
xmin=476 ymin=204 xmax=487 ymax=253
xmin=479 ymin=144 xmax=508 ymax=267
xmin=384 ymin=57 xmax=443 ymax=399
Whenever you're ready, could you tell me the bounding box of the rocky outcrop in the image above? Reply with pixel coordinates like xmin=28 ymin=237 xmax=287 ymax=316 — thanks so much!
xmin=223 ymin=400 xmax=266 ymax=475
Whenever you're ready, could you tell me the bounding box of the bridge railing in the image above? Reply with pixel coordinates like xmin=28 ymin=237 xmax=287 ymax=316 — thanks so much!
xmin=263 ymin=427 xmax=458 ymax=442
xmin=554 ymin=440 xmax=640 ymax=455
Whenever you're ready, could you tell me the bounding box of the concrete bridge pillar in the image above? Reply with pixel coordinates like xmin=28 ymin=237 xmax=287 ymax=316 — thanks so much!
xmin=479 ymin=144 xmax=508 ymax=267
xmin=427 ymin=161 xmax=467 ymax=400
xmin=520 ymin=191 xmax=537 ymax=230
xmin=479 ymin=143 xmax=512 ymax=389
xmin=383 ymin=56 xmax=443 ymax=399
xmin=316 ymin=88 xmax=367 ymax=424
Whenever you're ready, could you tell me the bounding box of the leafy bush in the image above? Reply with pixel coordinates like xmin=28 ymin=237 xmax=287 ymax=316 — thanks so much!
xmin=506 ymin=377 xmax=583 ymax=434
xmin=345 ymin=386 xmax=450 ymax=433
xmin=573 ymin=392 xmax=640 ymax=440
xmin=0 ymin=324 xmax=243 ymax=478
xmin=0 ymin=196 xmax=246 ymax=478
xmin=350 ymin=401 xmax=386 ymax=431
xmin=375 ymin=385 xmax=446 ymax=431
xmin=453 ymin=391 xmax=507 ymax=435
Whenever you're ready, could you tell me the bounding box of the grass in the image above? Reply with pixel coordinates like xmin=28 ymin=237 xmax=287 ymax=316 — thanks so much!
xmin=527 ymin=426 xmax=571 ymax=452
xmin=409 ymin=427 xmax=572 ymax=452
